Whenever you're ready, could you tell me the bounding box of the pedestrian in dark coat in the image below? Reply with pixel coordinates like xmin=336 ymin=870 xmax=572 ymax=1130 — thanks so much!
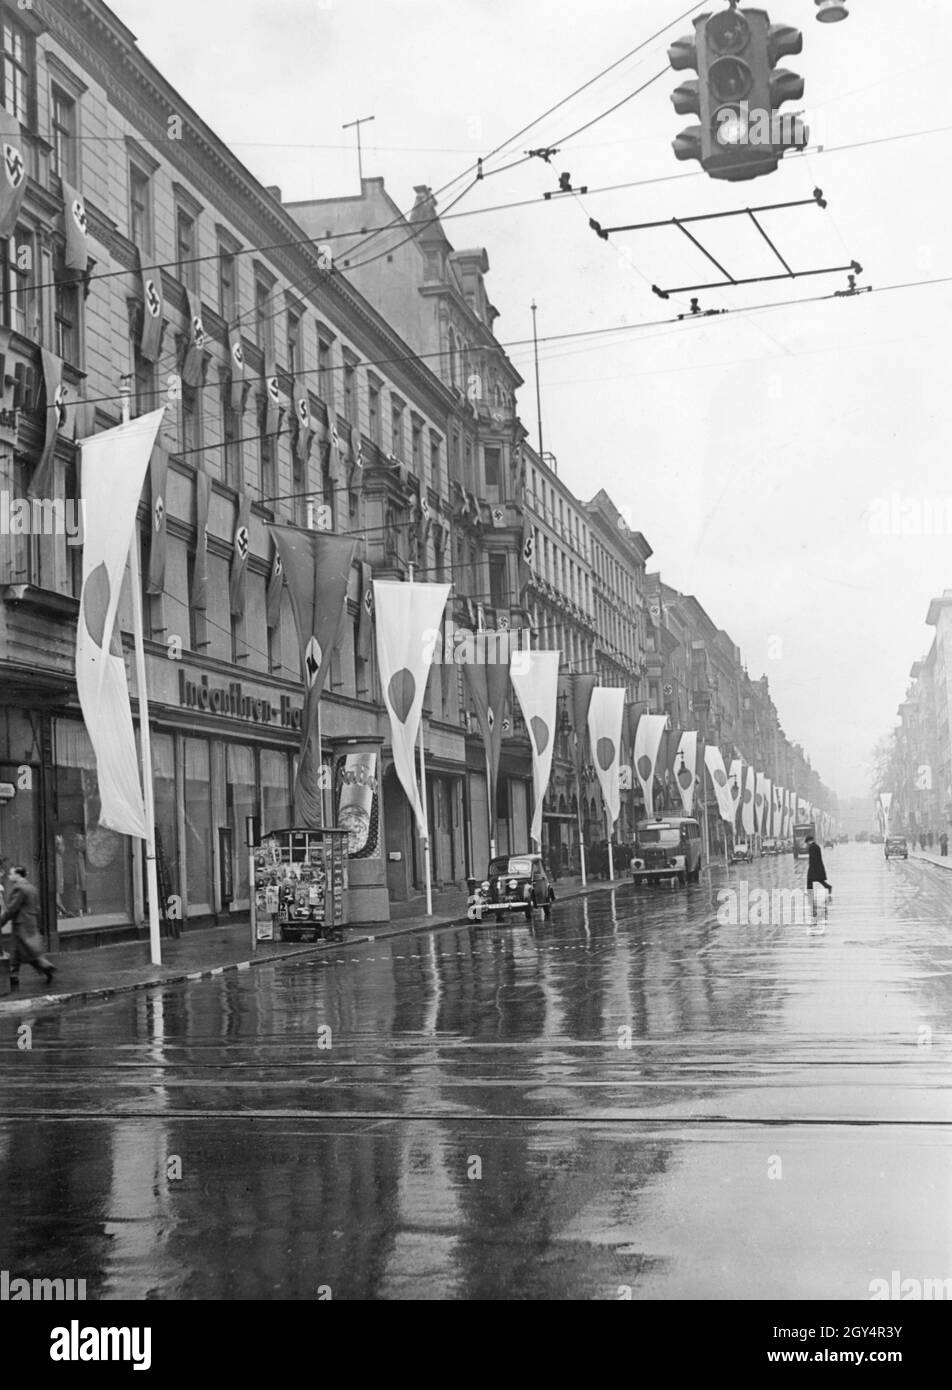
xmin=804 ymin=835 xmax=832 ymax=899
xmin=941 ymin=833 xmax=949 ymax=857
xmin=0 ymin=867 xmax=55 ymax=990
xmin=927 ymin=831 xmax=934 ymax=849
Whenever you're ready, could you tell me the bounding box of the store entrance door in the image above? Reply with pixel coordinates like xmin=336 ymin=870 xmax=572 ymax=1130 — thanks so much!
xmin=0 ymin=765 xmax=41 ymax=920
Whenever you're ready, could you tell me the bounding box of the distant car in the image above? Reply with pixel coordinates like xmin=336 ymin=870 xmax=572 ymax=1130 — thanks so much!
xmin=730 ymin=841 xmax=752 ymax=864
xmin=762 ymin=837 xmax=778 ymax=855
xmin=824 ymin=838 xmax=835 ymax=849
xmin=884 ymin=836 xmax=908 ymax=860
xmin=871 ymin=834 xmax=884 ymax=845
xmin=473 ymin=853 xmax=555 ymax=923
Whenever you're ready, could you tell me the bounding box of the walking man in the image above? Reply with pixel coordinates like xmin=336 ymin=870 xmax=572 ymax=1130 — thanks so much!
xmin=804 ymin=834 xmax=832 ymax=912
xmin=941 ymin=832 xmax=949 ymax=858
xmin=0 ymin=866 xmax=55 ymax=991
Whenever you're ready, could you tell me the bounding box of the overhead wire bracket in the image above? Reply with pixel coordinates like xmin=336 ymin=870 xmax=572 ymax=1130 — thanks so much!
xmin=589 ymin=187 xmax=862 ymax=298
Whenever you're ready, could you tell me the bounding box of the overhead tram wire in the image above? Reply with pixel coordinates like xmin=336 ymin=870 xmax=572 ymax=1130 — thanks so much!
xmin=55 ymin=271 xmax=952 ymax=420
xmin=13 ymin=119 xmax=950 ymax=313
xmin=91 ymin=0 xmax=717 ymax=355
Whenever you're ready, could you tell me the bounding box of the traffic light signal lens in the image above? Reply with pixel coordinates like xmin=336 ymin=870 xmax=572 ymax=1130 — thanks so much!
xmin=709 ymin=56 xmax=753 ymax=103
xmin=707 ymin=11 xmax=750 ymax=54
xmin=714 ymin=106 xmax=749 ymax=146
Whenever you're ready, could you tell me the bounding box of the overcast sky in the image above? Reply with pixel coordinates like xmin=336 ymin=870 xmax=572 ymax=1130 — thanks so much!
xmin=112 ymin=0 xmax=952 ymax=800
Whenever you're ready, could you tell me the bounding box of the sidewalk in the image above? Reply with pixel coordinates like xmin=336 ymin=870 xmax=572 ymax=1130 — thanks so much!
xmin=911 ymin=849 xmax=952 ymax=872
xmin=0 ymin=872 xmax=625 ymax=1016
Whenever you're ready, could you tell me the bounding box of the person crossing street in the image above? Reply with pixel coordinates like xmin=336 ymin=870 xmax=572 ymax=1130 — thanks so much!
xmin=804 ymin=834 xmax=832 ymax=912
xmin=0 ymin=866 xmax=56 ymax=991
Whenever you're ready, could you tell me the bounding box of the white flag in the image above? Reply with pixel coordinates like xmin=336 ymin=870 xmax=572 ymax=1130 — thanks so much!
xmin=878 ymin=791 xmax=892 ymax=836
xmin=757 ymin=775 xmax=771 ymax=836
xmin=510 ymin=651 xmax=561 ymax=848
xmin=374 ymin=581 xmax=450 ymax=833
xmin=633 ymin=712 xmax=668 ymax=818
xmin=741 ymin=766 xmax=757 ymax=836
xmin=673 ymin=731 xmax=698 ymax=815
xmin=77 ymin=409 xmax=165 ymax=838
xmin=704 ymin=746 xmax=736 ymax=825
xmin=729 ymin=758 xmax=743 ymax=823
xmin=587 ymin=687 xmax=626 ymax=829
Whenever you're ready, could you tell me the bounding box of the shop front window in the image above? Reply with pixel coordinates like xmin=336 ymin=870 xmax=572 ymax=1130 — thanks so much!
xmin=262 ymin=748 xmax=291 ymax=832
xmin=152 ymin=733 xmax=177 ymax=911
xmin=226 ymin=744 xmax=256 ymax=905
xmin=185 ymin=738 xmax=212 ymax=910
xmin=54 ymin=720 xmax=134 ymax=926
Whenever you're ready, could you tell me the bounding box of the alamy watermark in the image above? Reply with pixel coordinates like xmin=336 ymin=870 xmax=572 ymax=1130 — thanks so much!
xmin=1 ymin=1269 xmax=87 ymax=1300
xmin=0 ymin=492 xmax=84 ymax=544
xmin=422 ymin=622 xmax=531 ymax=675
xmin=868 ymin=494 xmax=952 ymax=537
xmin=717 ymin=883 xmax=815 ymax=926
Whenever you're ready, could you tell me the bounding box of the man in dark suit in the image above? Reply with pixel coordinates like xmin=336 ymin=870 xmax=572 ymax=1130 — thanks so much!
xmin=804 ymin=835 xmax=832 ymax=907
xmin=0 ymin=866 xmax=55 ymax=990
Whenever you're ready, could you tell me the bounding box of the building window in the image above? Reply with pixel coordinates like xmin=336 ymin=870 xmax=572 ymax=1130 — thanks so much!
xmin=129 ymin=165 xmax=152 ymax=254
xmin=317 ymin=337 xmax=333 ymax=404
xmin=430 ymin=433 xmax=441 ymax=495
xmin=53 ymin=720 xmax=135 ymax=926
xmin=176 ymin=206 xmax=197 ymax=290
xmin=484 ymin=446 xmax=500 ymax=499
xmin=255 ymin=276 xmax=272 ymax=355
xmin=464 ymin=439 xmax=473 ymax=493
xmin=134 ymin=357 xmax=156 ymax=417
xmin=54 ymin=256 xmax=81 ymax=364
xmin=259 ymin=396 xmax=276 ymax=501
xmin=2 ymin=226 xmax=36 ymax=337
xmin=222 ymin=388 xmax=241 ymax=489
xmin=342 ymin=354 xmax=357 ymax=425
xmin=181 ymin=380 xmax=201 ymax=458
xmin=390 ymin=398 xmax=404 ymax=459
xmin=368 ymin=378 xmax=380 ymax=444
xmin=411 ymin=416 xmax=423 ymax=475
xmin=51 ymin=84 xmax=77 ymax=183
xmin=218 ymin=244 xmax=237 ymax=322
xmin=489 ymin=553 xmax=507 ymax=608
xmin=1 ymin=15 xmax=31 ymax=122
xmin=261 ymin=749 xmax=292 ymax=833
xmin=184 ymin=738 xmax=213 ymax=910
xmin=286 ymin=308 xmax=301 ymax=376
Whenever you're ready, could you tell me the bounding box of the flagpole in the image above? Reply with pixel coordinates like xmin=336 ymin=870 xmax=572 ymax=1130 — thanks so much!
xmin=408 ymin=565 xmax=434 ymax=916
xmin=606 ymin=810 xmax=614 ymax=882
xmin=122 ymin=384 xmax=162 ymax=967
xmin=485 ymin=749 xmax=496 ymax=861
xmin=577 ymin=795 xmax=587 ymax=886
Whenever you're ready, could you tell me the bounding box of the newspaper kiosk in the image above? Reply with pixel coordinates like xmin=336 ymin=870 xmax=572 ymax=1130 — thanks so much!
xmin=252 ymin=828 xmax=348 ymax=944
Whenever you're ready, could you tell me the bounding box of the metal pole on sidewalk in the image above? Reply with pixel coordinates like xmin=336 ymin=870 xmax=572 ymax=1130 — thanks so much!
xmin=606 ymin=810 xmax=614 ymax=882
xmin=122 ymin=381 xmax=162 ymax=967
xmin=246 ymin=816 xmax=257 ymax=954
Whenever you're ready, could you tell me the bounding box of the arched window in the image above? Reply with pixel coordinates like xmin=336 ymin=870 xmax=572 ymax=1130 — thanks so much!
xmin=449 ymin=333 xmax=457 ymax=387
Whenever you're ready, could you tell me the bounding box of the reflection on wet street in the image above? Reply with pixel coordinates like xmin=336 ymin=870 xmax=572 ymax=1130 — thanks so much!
xmin=1 ymin=846 xmax=950 ymax=1300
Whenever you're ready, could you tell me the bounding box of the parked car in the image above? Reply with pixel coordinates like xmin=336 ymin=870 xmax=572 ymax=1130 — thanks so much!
xmin=471 ymin=853 xmax=555 ymax=923
xmin=824 ymin=838 xmax=835 ymax=849
xmin=631 ymin=817 xmax=703 ymax=886
xmin=884 ymin=836 xmax=908 ymax=860
xmin=762 ymin=837 xmax=778 ymax=855
xmin=730 ymin=841 xmax=752 ymax=864
xmin=871 ymin=834 xmax=884 ymax=845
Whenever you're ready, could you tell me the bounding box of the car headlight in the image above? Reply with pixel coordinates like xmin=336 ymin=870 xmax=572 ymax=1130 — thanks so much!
xmin=632 ymin=859 xmax=643 ymax=869
xmin=508 ymin=878 xmax=518 ymax=890
xmin=481 ymin=881 xmax=490 ymax=892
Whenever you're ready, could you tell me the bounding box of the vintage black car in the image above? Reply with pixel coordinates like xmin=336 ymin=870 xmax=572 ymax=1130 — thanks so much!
xmin=884 ymin=836 xmax=908 ymax=860
xmin=471 ymin=854 xmax=555 ymax=923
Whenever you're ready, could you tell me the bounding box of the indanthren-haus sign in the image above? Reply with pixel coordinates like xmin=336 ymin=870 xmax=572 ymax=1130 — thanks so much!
xmin=178 ymin=670 xmax=303 ymax=730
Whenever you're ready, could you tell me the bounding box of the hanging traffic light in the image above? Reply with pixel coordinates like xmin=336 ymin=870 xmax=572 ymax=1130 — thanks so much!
xmin=669 ymin=7 xmax=808 ymax=181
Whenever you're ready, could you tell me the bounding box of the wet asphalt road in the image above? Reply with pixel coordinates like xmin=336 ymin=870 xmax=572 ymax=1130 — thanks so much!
xmin=1 ymin=844 xmax=950 ymax=1301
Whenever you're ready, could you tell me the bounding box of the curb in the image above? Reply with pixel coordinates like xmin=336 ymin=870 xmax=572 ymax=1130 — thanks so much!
xmin=0 ymin=877 xmax=630 ymax=1017
xmin=911 ymin=853 xmax=952 ymax=873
